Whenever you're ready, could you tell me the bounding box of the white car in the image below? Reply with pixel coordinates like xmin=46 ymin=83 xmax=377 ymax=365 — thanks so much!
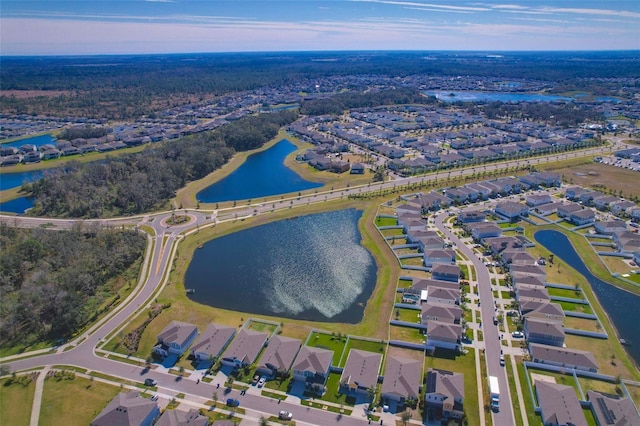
xmin=278 ymin=410 xmax=293 ymax=420
xmin=499 ymin=354 xmax=505 ymax=366
xmin=512 ymin=331 xmax=524 ymax=338
xmin=257 ymin=376 xmax=266 ymax=388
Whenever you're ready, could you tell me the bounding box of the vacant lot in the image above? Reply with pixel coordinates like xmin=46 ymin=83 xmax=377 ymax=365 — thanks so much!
xmin=0 ymin=377 xmax=36 ymax=426
xmin=555 ymin=163 xmax=640 ymax=199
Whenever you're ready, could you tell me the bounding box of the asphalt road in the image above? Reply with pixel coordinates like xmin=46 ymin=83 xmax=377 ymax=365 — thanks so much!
xmin=434 ymin=213 xmax=515 ymax=426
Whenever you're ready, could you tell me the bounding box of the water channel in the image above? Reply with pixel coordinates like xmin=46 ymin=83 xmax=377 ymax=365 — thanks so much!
xmin=535 ymin=229 xmax=640 ymax=366
xmin=196 ymin=139 xmax=322 ymax=203
xmin=185 ymin=208 xmax=378 ymax=323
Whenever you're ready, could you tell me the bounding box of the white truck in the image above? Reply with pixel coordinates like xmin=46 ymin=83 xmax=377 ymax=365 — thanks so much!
xmin=489 ymin=375 xmax=500 ymax=411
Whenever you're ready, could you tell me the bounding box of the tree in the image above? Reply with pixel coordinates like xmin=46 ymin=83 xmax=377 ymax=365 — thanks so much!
xmin=401 ymin=410 xmax=413 ymax=425
xmin=259 ymin=416 xmax=269 ymax=426
xmin=212 ymin=391 xmax=218 ymax=408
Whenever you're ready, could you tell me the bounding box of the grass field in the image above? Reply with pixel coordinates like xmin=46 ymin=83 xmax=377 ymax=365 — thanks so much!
xmin=39 ymin=376 xmax=121 ymax=426
xmin=0 ymin=377 xmax=36 ymax=426
xmin=552 ymin=162 xmax=640 ymax=200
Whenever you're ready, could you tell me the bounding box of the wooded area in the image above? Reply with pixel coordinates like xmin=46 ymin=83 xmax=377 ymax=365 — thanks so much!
xmin=22 ymin=110 xmax=298 ymax=217
xmin=0 ymin=224 xmax=146 ymax=347
xmin=300 ymin=88 xmax=437 ymax=115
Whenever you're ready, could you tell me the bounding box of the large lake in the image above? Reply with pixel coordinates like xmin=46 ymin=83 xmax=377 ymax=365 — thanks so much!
xmin=185 ymin=209 xmax=378 ymax=323
xmin=426 ymin=91 xmax=572 ymax=103
xmin=196 ymin=139 xmax=322 ymax=203
xmin=535 ymin=230 xmax=640 ymax=366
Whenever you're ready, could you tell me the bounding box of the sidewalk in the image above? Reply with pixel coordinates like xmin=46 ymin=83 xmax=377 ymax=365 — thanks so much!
xmin=29 ymin=366 xmax=49 ymax=426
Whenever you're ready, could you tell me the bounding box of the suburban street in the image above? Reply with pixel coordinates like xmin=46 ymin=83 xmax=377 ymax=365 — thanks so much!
xmin=0 ymin=142 xmax=613 ymax=424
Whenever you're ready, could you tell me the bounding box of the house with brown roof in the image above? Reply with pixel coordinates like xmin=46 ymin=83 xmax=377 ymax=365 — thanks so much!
xmin=91 ymin=392 xmax=160 ymax=426
xmin=255 ymin=335 xmax=301 ymax=379
xmin=587 ymin=390 xmax=640 ymax=426
xmin=156 ymin=408 xmax=209 ymax=426
xmin=190 ymin=323 xmax=235 ymax=364
xmin=524 ymin=317 xmax=565 ymax=347
xmin=220 ymin=329 xmax=268 ymax=370
xmin=153 ymin=321 xmax=199 ymax=358
xmin=339 ymin=349 xmax=383 ymax=398
xmin=380 ymin=356 xmax=421 ymax=410
xmin=529 ymin=343 xmax=598 ymax=373
xmin=535 ymin=381 xmax=587 ymax=426
xmin=424 ymin=369 xmax=465 ymax=420
xmin=425 ymin=320 xmax=462 ymax=351
xmin=431 ymin=264 xmax=460 ymax=282
xmin=292 ymin=346 xmax=333 ymax=395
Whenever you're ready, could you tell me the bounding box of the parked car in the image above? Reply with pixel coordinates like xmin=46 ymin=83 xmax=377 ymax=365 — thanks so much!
xmin=499 ymin=354 xmax=505 ymax=366
xmin=226 ymin=398 xmax=240 ymax=407
xmin=144 ymin=378 xmax=157 ymax=386
xmin=278 ymin=410 xmax=293 ymax=420
xmin=252 ymin=375 xmax=260 ymax=385
xmin=512 ymin=331 xmax=524 ymax=338
xmin=257 ymin=376 xmax=267 ymax=388
xmin=151 ymin=394 xmax=159 ymax=401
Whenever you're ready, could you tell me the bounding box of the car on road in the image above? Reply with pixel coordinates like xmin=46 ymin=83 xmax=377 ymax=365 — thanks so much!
xmin=512 ymin=331 xmax=524 ymax=338
xmin=278 ymin=410 xmax=293 ymax=420
xmin=151 ymin=394 xmax=159 ymax=401
xmin=226 ymin=398 xmax=240 ymax=407
xmin=144 ymin=378 xmax=157 ymax=386
xmin=257 ymin=376 xmax=266 ymax=388
xmin=499 ymin=354 xmax=505 ymax=366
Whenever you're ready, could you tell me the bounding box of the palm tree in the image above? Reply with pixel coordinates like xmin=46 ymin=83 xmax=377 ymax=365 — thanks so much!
xmin=401 ymin=410 xmax=413 ymax=425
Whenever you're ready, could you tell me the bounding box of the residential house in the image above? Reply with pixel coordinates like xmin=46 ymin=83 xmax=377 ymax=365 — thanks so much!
xmin=426 ymin=287 xmax=461 ymax=305
xmin=536 ymin=201 xmax=565 ymax=216
xmin=396 ymin=202 xmax=422 ymax=217
xmin=529 ymin=343 xmax=598 ymax=373
xmin=292 ymin=346 xmax=333 ymax=395
xmin=423 ymin=249 xmax=456 ymax=267
xmin=189 ymin=323 xmax=235 ymax=364
xmin=402 ymin=219 xmax=426 ymax=234
xmin=255 ymin=335 xmax=301 ymax=379
xmin=509 ymin=264 xmax=546 ymax=281
xmin=594 ymin=220 xmax=627 ymax=235
xmin=610 ymin=200 xmax=636 ymax=217
xmin=424 ymin=369 xmax=465 ymax=420
xmin=156 ymin=408 xmax=209 ymax=426
xmin=339 ymin=349 xmax=383 ymax=398
xmin=495 ymin=201 xmax=529 ymax=221
xmin=421 ymin=301 xmax=462 ymax=324
xmin=431 ymin=264 xmax=460 ymax=282
xmin=565 ymin=186 xmax=589 ymax=200
xmin=586 ymin=390 xmax=640 ymax=426
xmin=516 ymin=285 xmax=550 ymax=302
xmin=411 ymin=234 xmax=445 ymax=251
xmin=425 ymin=320 xmax=463 ymax=351
xmin=420 ymin=191 xmax=451 ymax=211
xmin=350 ymin=163 xmax=365 ymax=174
xmin=612 ymin=231 xmax=640 ymax=253
xmin=408 ymin=278 xmax=460 ymax=293
xmin=524 ymin=317 xmax=565 ymax=347
xmin=91 ymin=392 xmax=160 ymax=426
xmin=568 ymin=209 xmax=596 ymax=225
xmin=592 ymin=195 xmax=620 ymax=211
xmin=380 ymin=356 xmax=421 ymax=409
xmin=469 ymin=223 xmax=503 ymax=241
xmin=512 ymin=275 xmax=546 ymax=288
xmin=520 ymin=300 xmax=565 ymax=322
xmin=484 ymin=236 xmax=524 ymax=254
xmin=220 ymin=329 xmax=268 ymax=370
xmin=557 ymin=203 xmax=583 ymax=218
xmin=535 ymin=381 xmax=587 ymax=426
xmin=153 ymin=321 xmax=199 ymax=358
xmin=525 ymin=193 xmax=553 ymax=207
xmin=458 ymin=210 xmax=486 ymax=223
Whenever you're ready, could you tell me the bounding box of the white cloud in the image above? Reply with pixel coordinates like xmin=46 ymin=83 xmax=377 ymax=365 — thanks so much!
xmin=351 ymin=0 xmax=489 ymax=12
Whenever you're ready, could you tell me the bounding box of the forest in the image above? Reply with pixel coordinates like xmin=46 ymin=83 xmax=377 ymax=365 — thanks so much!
xmin=300 ymin=88 xmax=437 ymax=115
xmin=1 ymin=51 xmax=637 ymax=120
xmin=0 ymin=224 xmax=146 ymax=348
xmin=22 ymin=110 xmax=298 ymax=217
xmin=470 ymin=102 xmax=603 ymax=127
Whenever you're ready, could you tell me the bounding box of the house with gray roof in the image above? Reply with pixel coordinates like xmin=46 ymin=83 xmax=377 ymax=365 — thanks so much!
xmin=512 ymin=275 xmax=546 ymax=288
xmin=458 ymin=210 xmax=486 ymax=223
xmin=153 ymin=321 xmax=199 ymax=358
xmin=495 ymin=201 xmax=529 ymax=221
xmin=431 ymin=264 xmax=460 ymax=282
xmin=524 ymin=317 xmax=565 ymax=347
xmin=410 ymin=278 xmax=460 ymax=292
xmin=569 ymin=209 xmax=596 ymax=226
xmin=220 ymin=329 xmax=268 ymax=370
xmin=190 ymin=323 xmax=235 ymax=364
xmin=587 ymin=390 xmax=640 ymax=426
xmin=339 ymin=349 xmax=383 ymax=398
xmin=535 ymin=381 xmax=587 ymax=426
xmin=423 ymin=249 xmax=456 ymax=267
xmin=593 ymin=195 xmax=620 ymax=211
xmin=594 ymin=220 xmax=627 ymax=235
xmin=422 ymin=301 xmax=462 ymax=324
xmin=520 ymin=299 xmax=565 ymax=322
xmin=610 ymin=200 xmax=636 ymax=217
xmin=91 ymin=392 xmax=160 ymax=426
xmin=425 ymin=320 xmax=462 ymax=351
xmin=424 ymin=369 xmax=465 ymax=420
xmin=525 ymin=193 xmax=553 ymax=207
xmin=557 ymin=202 xmax=583 ymax=218
xmin=516 ymin=285 xmax=550 ymax=302
xmin=565 ymin=186 xmax=589 ymax=200
xmin=380 ymin=356 xmax=421 ymax=409
xmin=426 ymin=287 xmax=461 ymax=305
xmin=156 ymin=408 xmax=208 ymax=426
xmin=529 ymin=343 xmax=598 ymax=373
xmin=510 ymin=264 xmax=546 ymax=281
xmin=255 ymin=335 xmax=301 ymax=379
xmin=501 ymin=250 xmax=536 ymax=266
xmin=469 ymin=223 xmax=503 ymax=241
xmin=613 ymin=231 xmax=640 ymax=253
xmin=292 ymin=346 xmax=333 ymax=394
xmin=535 ymin=201 xmax=565 ymax=216
xmin=484 ymin=236 xmax=524 ymax=254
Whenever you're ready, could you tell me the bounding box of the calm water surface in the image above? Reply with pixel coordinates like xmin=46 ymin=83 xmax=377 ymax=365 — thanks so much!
xmin=0 ymin=196 xmax=34 ymax=214
xmin=535 ymin=230 xmax=640 ymax=366
xmin=426 ymin=91 xmax=572 ymax=103
xmin=196 ymin=139 xmax=322 ymax=203
xmin=185 ymin=209 xmax=377 ymax=323
xmin=1 ymin=134 xmax=56 ymax=150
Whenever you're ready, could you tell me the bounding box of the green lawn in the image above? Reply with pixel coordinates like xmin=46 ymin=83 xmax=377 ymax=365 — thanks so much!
xmin=247 ymin=320 xmax=278 ymax=334
xmin=398 ymin=279 xmax=413 ymax=289
xmin=395 ymin=308 xmax=421 ymax=323
xmin=558 ymin=301 xmax=593 ymax=314
xmin=307 ymin=332 xmax=347 ymax=366
xmin=504 ymin=357 xmax=524 ymax=426
xmin=516 ymin=362 xmax=543 ymax=426
xmin=375 ymin=217 xmax=398 ymax=227
xmin=39 ymin=376 xmax=121 ymax=426
xmin=0 ymin=377 xmax=36 ymax=426
xmin=317 ymin=372 xmax=351 ymax=405
xmin=548 ymin=287 xmax=583 ymax=298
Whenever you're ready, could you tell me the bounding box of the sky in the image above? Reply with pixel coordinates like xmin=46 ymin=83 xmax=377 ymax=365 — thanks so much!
xmin=1 ymin=0 xmax=639 ymax=55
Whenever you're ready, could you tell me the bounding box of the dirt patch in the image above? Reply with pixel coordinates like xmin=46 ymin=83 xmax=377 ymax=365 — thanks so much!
xmin=556 ymin=163 xmax=640 ymax=199
xmin=530 ymin=372 xmax=556 ymax=384
xmin=386 ymin=346 xmax=425 ymax=361
xmin=1 ymin=90 xmax=72 ymax=98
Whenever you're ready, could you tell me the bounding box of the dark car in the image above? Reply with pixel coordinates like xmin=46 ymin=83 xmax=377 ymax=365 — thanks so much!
xmin=144 ymin=378 xmax=157 ymax=386
xmin=226 ymin=398 xmax=240 ymax=407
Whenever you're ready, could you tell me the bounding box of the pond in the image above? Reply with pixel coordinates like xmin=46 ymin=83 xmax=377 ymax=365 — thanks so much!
xmin=535 ymin=230 xmax=640 ymax=366
xmin=425 ymin=91 xmax=572 ymax=103
xmin=1 ymin=134 xmax=57 ymax=150
xmin=196 ymin=139 xmax=323 ymax=203
xmin=185 ymin=209 xmax=378 ymax=323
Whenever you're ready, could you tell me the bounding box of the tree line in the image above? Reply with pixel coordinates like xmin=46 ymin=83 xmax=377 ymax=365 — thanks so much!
xmin=22 ymin=110 xmax=298 ymax=218
xmin=300 ymin=88 xmax=437 ymax=115
xmin=0 ymin=224 xmax=146 ymax=348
